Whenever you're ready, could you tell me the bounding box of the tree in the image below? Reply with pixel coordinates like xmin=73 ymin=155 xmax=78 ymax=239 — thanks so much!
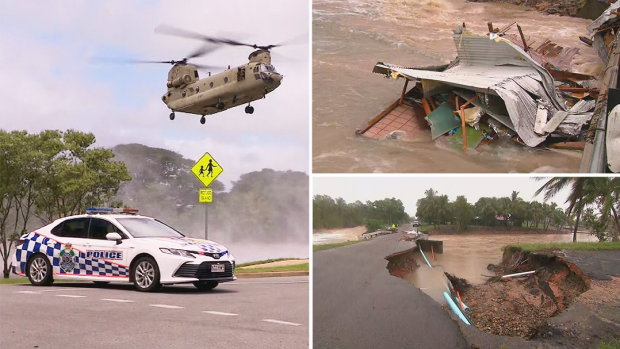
xmin=365 ymin=219 xmax=385 ymax=233
xmin=535 ymin=177 xmax=588 ymax=242
xmin=452 ymin=196 xmax=472 ymax=232
xmin=0 ymin=130 xmax=131 ymax=278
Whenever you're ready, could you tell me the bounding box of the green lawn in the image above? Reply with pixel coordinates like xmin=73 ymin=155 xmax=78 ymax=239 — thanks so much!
xmin=507 ymin=241 xmax=620 ymax=252
xmin=237 ymin=258 xmax=302 ymax=268
xmin=313 ymin=240 xmax=361 ymax=252
xmin=236 ymin=262 xmax=309 ymax=274
xmin=0 ymin=278 xmax=78 ymax=285
xmin=599 ymin=338 xmax=620 ymax=349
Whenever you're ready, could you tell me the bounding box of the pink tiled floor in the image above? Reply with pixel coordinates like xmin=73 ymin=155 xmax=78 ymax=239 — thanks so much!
xmin=362 ymin=104 xmax=426 ymax=140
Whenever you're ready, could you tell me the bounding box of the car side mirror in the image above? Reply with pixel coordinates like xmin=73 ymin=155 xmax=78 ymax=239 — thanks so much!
xmin=106 ymin=232 xmax=122 ymax=244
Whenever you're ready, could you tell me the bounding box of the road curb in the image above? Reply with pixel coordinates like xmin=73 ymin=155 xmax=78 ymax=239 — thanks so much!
xmin=236 ymin=271 xmax=309 ymax=278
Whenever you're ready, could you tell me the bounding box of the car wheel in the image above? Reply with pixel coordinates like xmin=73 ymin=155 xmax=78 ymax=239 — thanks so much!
xmin=27 ymin=254 xmax=53 ymax=286
xmin=193 ymin=281 xmax=219 ymax=291
xmin=132 ymin=256 xmax=161 ymax=292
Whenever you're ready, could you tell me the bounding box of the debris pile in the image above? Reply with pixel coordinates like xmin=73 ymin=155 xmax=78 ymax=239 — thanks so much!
xmin=587 ymin=1 xmax=620 ymax=65
xmin=360 ymin=23 xmax=599 ymax=152
xmin=460 ymin=248 xmax=590 ymax=339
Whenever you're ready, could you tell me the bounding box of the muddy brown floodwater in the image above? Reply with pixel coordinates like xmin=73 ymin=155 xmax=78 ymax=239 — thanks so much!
xmin=313 ymin=0 xmax=600 ymax=173
xmin=402 ymin=233 xmax=597 ymax=303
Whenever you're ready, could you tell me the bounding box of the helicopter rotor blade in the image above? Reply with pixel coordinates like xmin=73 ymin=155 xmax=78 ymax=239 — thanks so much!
xmin=92 ymin=57 xmax=178 ymax=65
xmin=185 ymin=44 xmax=222 ymax=60
xmin=155 ymin=24 xmax=256 ymax=48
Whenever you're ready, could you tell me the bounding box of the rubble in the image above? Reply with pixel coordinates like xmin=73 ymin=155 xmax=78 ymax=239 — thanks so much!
xmin=360 ymin=23 xmax=598 ymax=151
xmin=460 ymin=248 xmax=590 ymax=339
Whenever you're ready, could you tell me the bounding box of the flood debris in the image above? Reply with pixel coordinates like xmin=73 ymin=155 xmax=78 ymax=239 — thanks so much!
xmin=359 ymin=23 xmax=599 ymax=152
xmin=587 ymin=2 xmax=620 ymax=65
xmin=460 ymin=248 xmax=590 ymax=339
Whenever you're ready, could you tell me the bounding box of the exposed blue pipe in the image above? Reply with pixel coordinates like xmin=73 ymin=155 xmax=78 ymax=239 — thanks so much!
xmin=443 ymin=292 xmax=471 ymax=326
xmin=419 ymin=248 xmax=432 ymax=268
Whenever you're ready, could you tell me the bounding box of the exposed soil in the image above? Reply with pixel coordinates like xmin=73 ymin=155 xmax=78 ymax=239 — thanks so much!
xmin=385 ymin=247 xmax=420 ymax=278
xmin=460 ymin=247 xmax=590 ymax=339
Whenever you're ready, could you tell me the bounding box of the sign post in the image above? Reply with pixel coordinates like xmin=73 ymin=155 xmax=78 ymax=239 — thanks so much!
xmin=198 ymin=188 xmax=213 ymax=239
xmin=192 ymin=153 xmax=223 ymax=240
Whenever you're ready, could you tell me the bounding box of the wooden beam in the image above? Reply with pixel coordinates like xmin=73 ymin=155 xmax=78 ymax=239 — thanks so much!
xmin=517 ymin=24 xmax=528 ymax=52
xmin=399 ymin=79 xmax=409 ymax=105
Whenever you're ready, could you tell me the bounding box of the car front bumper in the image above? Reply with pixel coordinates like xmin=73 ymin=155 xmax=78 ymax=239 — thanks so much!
xmin=157 ymin=254 xmax=236 ymax=285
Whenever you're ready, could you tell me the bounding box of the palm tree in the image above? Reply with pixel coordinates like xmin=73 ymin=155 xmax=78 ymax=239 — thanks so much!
xmin=535 ymin=177 xmax=587 ymax=242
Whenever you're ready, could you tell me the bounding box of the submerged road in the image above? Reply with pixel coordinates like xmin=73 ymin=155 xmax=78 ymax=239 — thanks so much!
xmin=0 ymin=276 xmax=308 ymax=349
xmin=313 ymin=233 xmax=468 ymax=349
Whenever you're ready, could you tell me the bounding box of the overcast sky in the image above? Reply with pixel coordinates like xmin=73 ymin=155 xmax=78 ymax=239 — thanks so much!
xmin=313 ymin=176 xmax=573 ymax=216
xmin=0 ymin=0 xmax=309 ymax=188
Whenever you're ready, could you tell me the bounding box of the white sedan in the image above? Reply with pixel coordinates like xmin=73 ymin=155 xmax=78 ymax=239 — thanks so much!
xmin=11 ymin=208 xmax=236 ymax=292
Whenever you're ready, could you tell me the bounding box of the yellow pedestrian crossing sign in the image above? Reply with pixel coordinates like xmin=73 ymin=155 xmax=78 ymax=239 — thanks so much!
xmin=199 ymin=188 xmax=213 ymax=203
xmin=191 ymin=152 xmax=223 ymax=187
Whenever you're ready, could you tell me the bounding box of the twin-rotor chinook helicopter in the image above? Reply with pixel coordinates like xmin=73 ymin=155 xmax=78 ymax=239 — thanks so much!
xmin=108 ymin=25 xmax=297 ymax=125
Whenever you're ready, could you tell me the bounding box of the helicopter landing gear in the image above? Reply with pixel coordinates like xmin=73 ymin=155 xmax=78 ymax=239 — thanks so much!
xmin=245 ymin=105 xmax=254 ymax=114
xmin=216 ymin=100 xmax=225 ymax=110
xmin=169 ymin=112 xmax=175 ymax=121
xmin=200 ymin=116 xmax=206 ymax=125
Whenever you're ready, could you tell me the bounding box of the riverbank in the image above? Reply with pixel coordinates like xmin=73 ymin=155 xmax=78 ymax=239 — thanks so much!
xmin=425 ymin=225 xmax=578 ymax=236
xmin=467 ymin=0 xmax=605 ymax=18
xmin=313 ymin=226 xmax=366 ymax=244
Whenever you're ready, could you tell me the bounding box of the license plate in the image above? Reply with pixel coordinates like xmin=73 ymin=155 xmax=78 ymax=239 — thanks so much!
xmin=211 ymin=264 xmax=225 ymax=273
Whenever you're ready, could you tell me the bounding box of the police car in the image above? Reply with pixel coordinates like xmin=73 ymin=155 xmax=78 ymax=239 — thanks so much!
xmin=11 ymin=208 xmax=236 ymax=292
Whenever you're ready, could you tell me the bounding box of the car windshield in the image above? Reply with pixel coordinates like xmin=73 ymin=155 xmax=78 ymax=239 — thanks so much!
xmin=116 ymin=218 xmax=184 ymax=238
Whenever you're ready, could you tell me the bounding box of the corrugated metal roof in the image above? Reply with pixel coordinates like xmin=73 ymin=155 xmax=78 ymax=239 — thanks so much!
xmin=375 ymin=30 xmax=577 ymax=147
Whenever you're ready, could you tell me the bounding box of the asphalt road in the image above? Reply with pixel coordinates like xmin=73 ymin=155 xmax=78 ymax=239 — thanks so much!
xmin=313 ymin=233 xmax=468 ymax=349
xmin=0 ymin=276 xmax=308 ymax=349
xmin=561 ymin=250 xmax=620 ymax=280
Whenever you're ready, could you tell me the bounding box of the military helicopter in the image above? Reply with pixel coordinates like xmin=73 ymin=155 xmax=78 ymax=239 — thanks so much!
xmin=105 ymin=25 xmax=298 ymax=124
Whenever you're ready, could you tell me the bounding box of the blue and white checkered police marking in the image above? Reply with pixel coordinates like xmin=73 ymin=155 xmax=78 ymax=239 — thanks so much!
xmin=15 ymin=232 xmax=129 ymax=277
xmin=169 ymin=237 xmax=227 ymax=254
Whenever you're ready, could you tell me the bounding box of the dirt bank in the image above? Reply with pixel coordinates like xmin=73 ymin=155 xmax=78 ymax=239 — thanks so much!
xmin=426 ymin=226 xmax=575 ymax=236
xmin=385 ymin=247 xmax=421 ymax=278
xmin=467 ymin=0 xmax=593 ymax=17
xmin=460 ymin=247 xmax=590 ymax=339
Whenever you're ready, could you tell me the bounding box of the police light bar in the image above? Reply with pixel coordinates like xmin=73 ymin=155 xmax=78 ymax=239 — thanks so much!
xmin=86 ymin=207 xmax=139 ymax=215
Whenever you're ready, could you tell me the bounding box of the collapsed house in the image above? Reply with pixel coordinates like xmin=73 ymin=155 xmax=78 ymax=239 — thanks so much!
xmin=359 ymin=25 xmax=597 ymax=151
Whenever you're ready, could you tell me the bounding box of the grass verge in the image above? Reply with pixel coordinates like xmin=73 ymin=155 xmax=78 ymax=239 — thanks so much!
xmin=599 ymin=338 xmax=620 ymax=349
xmin=237 ymin=258 xmax=302 ymax=268
xmin=236 ymin=263 xmax=309 ymax=274
xmin=0 ymin=278 xmax=77 ymax=285
xmin=507 ymin=241 xmax=620 ymax=253
xmin=313 ymin=240 xmax=361 ymax=252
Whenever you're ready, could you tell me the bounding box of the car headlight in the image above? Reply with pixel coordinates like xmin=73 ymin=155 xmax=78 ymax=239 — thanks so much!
xmin=160 ymin=248 xmax=195 ymax=258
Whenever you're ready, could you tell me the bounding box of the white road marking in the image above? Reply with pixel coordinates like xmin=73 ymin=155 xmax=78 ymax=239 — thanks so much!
xmin=14 ymin=291 xmax=40 ymax=294
xmin=150 ymin=304 xmax=184 ymax=309
xmin=56 ymin=294 xmax=86 ymax=298
xmin=262 ymin=319 xmax=301 ymax=326
xmin=101 ymin=299 xmax=135 ymax=303
xmin=203 ymin=311 xmax=238 ymax=316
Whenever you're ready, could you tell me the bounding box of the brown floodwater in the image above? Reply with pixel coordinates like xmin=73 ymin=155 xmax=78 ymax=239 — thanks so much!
xmin=313 ymin=0 xmax=601 ymax=173
xmin=404 ymin=233 xmax=597 ymax=303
